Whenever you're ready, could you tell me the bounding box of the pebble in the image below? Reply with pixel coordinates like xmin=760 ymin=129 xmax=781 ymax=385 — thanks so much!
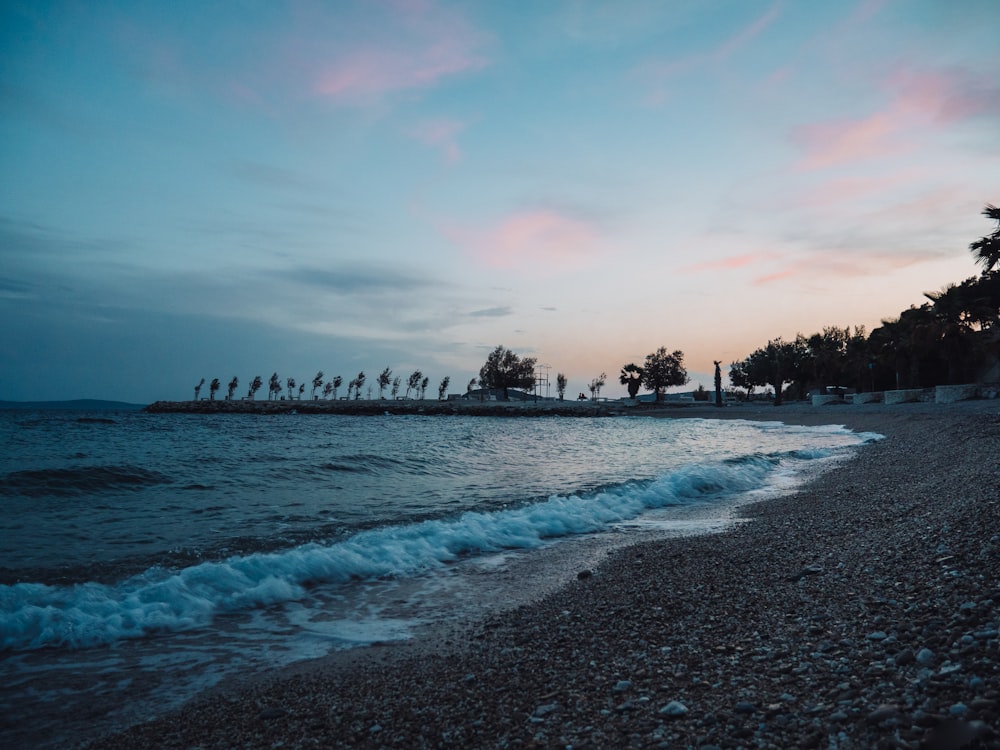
xmin=658 ymin=701 xmax=688 ymax=718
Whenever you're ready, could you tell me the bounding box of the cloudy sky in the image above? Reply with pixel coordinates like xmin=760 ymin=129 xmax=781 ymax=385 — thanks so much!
xmin=2 ymin=0 xmax=997 ymax=403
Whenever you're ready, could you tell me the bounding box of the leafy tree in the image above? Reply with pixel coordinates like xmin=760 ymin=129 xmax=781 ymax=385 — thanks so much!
xmin=406 ymin=370 xmax=422 ymax=399
xmin=970 ymin=203 xmax=1000 ymax=272
xmin=478 ymin=345 xmax=537 ymax=400
xmin=744 ymin=338 xmax=808 ymax=405
xmin=619 ymin=363 xmax=643 ymax=399
xmin=209 ymin=378 xmax=220 ymax=400
xmin=588 ymin=372 xmax=607 ymax=401
xmin=556 ymin=373 xmax=567 ymax=401
xmin=248 ymin=375 xmax=263 ymax=400
xmin=331 ymin=375 xmax=343 ymax=400
xmin=438 ymin=376 xmax=450 ymax=400
xmin=268 ymin=373 xmax=281 ymax=400
xmin=420 ymin=375 xmax=429 ymax=399
xmin=286 ymin=377 xmax=296 ymax=400
xmin=354 ymin=371 xmax=366 ymax=399
xmin=322 ymin=381 xmax=334 ymax=399
xmin=298 ymin=383 xmax=305 ymax=399
xmin=728 ymin=359 xmax=754 ymax=399
xmin=642 ymin=348 xmax=688 ymax=401
xmin=311 ymin=371 xmax=324 ymax=398
xmin=391 ymin=375 xmax=401 ymax=399
xmin=346 ymin=378 xmax=356 ymax=400
xmin=378 ymin=367 xmax=393 ymax=399
xmin=227 ymin=376 xmax=239 ymax=401
xmin=194 ymin=378 xmax=205 ymax=400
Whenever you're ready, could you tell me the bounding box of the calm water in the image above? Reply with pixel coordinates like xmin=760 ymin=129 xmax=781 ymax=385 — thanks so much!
xmin=0 ymin=410 xmax=880 ymax=748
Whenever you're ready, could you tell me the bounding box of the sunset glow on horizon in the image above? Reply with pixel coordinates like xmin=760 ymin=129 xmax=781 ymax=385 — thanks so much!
xmin=1 ymin=1 xmax=997 ymax=402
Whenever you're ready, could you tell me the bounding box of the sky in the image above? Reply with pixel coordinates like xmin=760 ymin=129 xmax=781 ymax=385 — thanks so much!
xmin=1 ymin=0 xmax=998 ymax=404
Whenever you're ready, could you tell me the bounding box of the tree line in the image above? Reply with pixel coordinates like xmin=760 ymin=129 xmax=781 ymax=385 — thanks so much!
xmin=727 ymin=204 xmax=1000 ymax=403
xmin=190 ymin=205 xmax=997 ymax=406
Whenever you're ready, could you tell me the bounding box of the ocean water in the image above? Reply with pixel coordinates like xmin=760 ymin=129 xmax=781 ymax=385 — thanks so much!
xmin=0 ymin=409 xmax=881 ymax=747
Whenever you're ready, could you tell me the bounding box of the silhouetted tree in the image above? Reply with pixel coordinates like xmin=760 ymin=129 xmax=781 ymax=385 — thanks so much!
xmin=322 ymin=381 xmax=334 ymax=399
xmin=248 ymin=375 xmax=263 ymax=400
xmin=556 ymin=373 xmax=567 ymax=400
xmin=478 ymin=345 xmax=537 ymax=400
xmin=298 ymin=383 xmax=305 ymax=399
xmin=467 ymin=377 xmax=478 ymax=398
xmin=438 ymin=376 xmax=450 ymax=400
xmin=420 ymin=376 xmax=429 ymax=399
xmin=331 ymin=375 xmax=343 ymax=400
xmin=194 ymin=378 xmax=205 ymax=400
xmin=268 ymin=373 xmax=281 ymax=400
xmin=619 ymin=363 xmax=643 ymax=399
xmin=286 ymin=377 xmax=296 ymax=400
xmin=378 ymin=368 xmax=392 ymax=399
xmin=971 ymin=203 xmax=1000 ymax=272
xmin=227 ymin=376 xmax=239 ymax=400
xmin=346 ymin=378 xmax=356 ymax=400
xmin=588 ymin=372 xmax=607 ymax=401
xmin=311 ymin=371 xmax=324 ymax=398
xmin=209 ymin=378 xmax=220 ymax=400
xmin=713 ymin=362 xmax=722 ymax=406
xmin=391 ymin=376 xmax=401 ymax=399
xmin=642 ymin=348 xmax=688 ymax=401
xmin=406 ymin=370 xmax=422 ymax=399
xmin=354 ymin=371 xmax=366 ymax=399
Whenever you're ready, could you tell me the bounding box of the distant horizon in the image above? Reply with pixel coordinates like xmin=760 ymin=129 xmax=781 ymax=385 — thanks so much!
xmin=3 ymin=2 xmax=996 ymax=404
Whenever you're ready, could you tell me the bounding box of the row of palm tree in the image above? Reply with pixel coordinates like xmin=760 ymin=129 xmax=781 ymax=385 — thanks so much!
xmin=192 ymin=370 xmax=456 ymax=402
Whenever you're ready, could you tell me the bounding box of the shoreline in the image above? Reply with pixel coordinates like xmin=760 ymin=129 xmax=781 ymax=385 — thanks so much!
xmin=86 ymin=401 xmax=999 ymax=748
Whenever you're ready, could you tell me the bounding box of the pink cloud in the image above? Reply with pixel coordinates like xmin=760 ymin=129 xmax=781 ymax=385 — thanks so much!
xmin=310 ymin=3 xmax=489 ymax=104
xmin=792 ymin=66 xmax=998 ymax=170
xmin=683 ymin=253 xmax=773 ymax=273
xmin=445 ymin=210 xmax=602 ymax=271
xmin=408 ymin=118 xmax=466 ymax=163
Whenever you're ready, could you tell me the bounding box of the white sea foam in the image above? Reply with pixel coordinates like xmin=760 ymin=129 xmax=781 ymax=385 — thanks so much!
xmin=0 ymin=445 xmax=863 ymax=652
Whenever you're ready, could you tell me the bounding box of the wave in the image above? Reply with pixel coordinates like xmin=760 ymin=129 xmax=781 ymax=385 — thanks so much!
xmin=0 ymin=449 xmax=827 ymax=651
xmin=0 ymin=465 xmax=171 ymax=498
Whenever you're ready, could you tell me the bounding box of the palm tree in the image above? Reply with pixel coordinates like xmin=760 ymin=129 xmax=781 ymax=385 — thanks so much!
xmin=438 ymin=376 xmax=450 ymax=400
xmin=354 ymin=371 xmax=366 ymax=399
xmin=209 ymin=378 xmax=221 ymax=400
xmin=248 ymin=375 xmax=263 ymax=400
xmin=970 ymin=203 xmax=1000 ymax=272
xmin=378 ymin=368 xmax=392 ymax=399
xmin=268 ymin=373 xmax=281 ymax=400
xmin=331 ymin=375 xmax=343 ymax=400
xmin=420 ymin=376 xmax=429 ymax=399
xmin=619 ymin=364 xmax=643 ymax=399
xmin=285 ymin=377 xmax=296 ymax=400
xmin=406 ymin=370 xmax=422 ymax=399
xmin=391 ymin=375 xmax=401 ymax=399
xmin=322 ymin=381 xmax=334 ymax=399
xmin=311 ymin=371 xmax=324 ymax=399
xmin=298 ymin=383 xmax=305 ymax=400
xmin=227 ymin=376 xmax=239 ymax=400
xmin=194 ymin=378 xmax=205 ymax=400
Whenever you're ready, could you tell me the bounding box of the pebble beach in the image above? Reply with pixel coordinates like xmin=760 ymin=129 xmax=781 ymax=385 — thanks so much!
xmin=84 ymin=400 xmax=999 ymax=749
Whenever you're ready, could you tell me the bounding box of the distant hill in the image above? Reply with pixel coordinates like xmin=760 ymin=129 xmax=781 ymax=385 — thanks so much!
xmin=0 ymin=399 xmax=148 ymax=411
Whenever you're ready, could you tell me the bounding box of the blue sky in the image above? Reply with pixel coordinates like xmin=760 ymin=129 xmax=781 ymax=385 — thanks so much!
xmin=2 ymin=0 xmax=997 ymax=403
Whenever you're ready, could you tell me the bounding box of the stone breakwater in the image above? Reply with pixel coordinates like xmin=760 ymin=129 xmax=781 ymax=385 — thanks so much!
xmin=144 ymin=398 xmax=629 ymax=417
xmin=87 ymin=403 xmax=1000 ymax=749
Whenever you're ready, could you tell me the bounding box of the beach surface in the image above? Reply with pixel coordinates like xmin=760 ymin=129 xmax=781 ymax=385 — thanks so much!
xmin=86 ymin=400 xmax=999 ymax=749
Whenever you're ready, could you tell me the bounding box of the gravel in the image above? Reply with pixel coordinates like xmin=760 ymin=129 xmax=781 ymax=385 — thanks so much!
xmin=85 ymin=400 xmax=1000 ymax=749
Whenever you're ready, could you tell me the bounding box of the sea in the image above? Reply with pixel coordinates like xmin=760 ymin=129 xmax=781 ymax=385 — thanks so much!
xmin=0 ymin=408 xmax=882 ymax=748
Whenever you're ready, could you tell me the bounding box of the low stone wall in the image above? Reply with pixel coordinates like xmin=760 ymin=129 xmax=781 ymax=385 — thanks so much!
xmin=811 ymin=394 xmax=844 ymax=406
xmin=935 ymin=384 xmax=979 ymax=404
xmin=852 ymin=392 xmax=881 ymax=404
xmin=883 ymin=388 xmax=927 ymax=405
